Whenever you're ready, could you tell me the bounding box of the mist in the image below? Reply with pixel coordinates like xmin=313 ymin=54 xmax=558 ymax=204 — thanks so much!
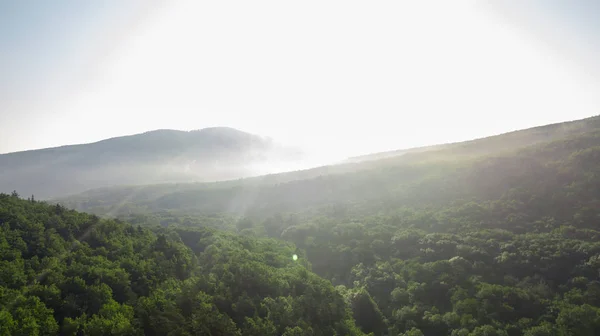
xmin=0 ymin=127 xmax=325 ymax=199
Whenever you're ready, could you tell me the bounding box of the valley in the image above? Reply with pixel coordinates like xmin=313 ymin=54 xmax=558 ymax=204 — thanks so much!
xmin=2 ymin=116 xmax=600 ymax=334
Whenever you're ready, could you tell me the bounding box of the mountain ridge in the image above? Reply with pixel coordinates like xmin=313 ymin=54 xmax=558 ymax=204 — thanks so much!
xmin=58 ymin=115 xmax=600 ymax=217
xmin=0 ymin=127 xmax=271 ymax=155
xmin=0 ymin=126 xmax=303 ymax=199
xmin=345 ymin=115 xmax=600 ymax=163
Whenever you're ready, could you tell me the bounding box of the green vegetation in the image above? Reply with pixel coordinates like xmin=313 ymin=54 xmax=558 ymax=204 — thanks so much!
xmin=60 ymin=115 xmax=600 ymax=218
xmin=0 ymin=194 xmax=363 ymax=335
xmin=4 ymin=115 xmax=600 ymax=335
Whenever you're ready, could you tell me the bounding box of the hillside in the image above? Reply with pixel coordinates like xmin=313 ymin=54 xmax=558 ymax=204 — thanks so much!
xmin=51 ymin=115 xmax=600 ymax=335
xmin=60 ymin=115 xmax=600 ymax=218
xmin=0 ymin=127 xmax=304 ymax=199
xmin=345 ymin=114 xmax=600 ymax=163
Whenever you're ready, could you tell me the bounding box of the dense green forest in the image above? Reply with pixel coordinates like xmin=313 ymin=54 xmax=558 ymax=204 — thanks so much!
xmin=4 ymin=116 xmax=600 ymax=335
xmin=0 ymin=193 xmax=364 ymax=335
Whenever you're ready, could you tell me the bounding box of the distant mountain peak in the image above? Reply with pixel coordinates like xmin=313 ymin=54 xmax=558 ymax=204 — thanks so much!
xmin=0 ymin=126 xmax=303 ymax=199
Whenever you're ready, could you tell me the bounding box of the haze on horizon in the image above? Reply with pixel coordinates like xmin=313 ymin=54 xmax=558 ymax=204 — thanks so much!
xmin=1 ymin=0 xmax=599 ymax=161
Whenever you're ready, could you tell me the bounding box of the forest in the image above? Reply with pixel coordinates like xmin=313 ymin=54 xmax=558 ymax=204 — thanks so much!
xmin=3 ymin=116 xmax=600 ymax=335
xmin=0 ymin=193 xmax=364 ymax=335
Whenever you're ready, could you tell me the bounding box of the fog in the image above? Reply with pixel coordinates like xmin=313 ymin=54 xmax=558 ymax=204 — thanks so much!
xmin=0 ymin=129 xmax=347 ymax=199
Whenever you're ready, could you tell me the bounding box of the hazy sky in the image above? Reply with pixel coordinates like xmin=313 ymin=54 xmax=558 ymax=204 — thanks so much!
xmin=1 ymin=0 xmax=599 ymax=160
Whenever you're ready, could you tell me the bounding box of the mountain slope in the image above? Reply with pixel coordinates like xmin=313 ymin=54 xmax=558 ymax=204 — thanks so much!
xmin=52 ymin=114 xmax=600 ymax=335
xmin=0 ymin=127 xmax=303 ymax=199
xmin=59 ymin=115 xmax=600 ymax=217
xmin=346 ymin=114 xmax=600 ymax=163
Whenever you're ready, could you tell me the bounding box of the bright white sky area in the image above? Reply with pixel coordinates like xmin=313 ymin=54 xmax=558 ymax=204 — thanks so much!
xmin=1 ymin=0 xmax=599 ymax=162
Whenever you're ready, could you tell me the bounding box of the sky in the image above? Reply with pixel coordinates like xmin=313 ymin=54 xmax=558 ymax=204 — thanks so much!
xmin=1 ymin=0 xmax=599 ymax=161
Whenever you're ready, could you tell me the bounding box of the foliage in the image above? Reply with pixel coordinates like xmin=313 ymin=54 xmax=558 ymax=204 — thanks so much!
xmin=0 ymin=194 xmax=363 ymax=335
xmin=6 ymin=116 xmax=600 ymax=334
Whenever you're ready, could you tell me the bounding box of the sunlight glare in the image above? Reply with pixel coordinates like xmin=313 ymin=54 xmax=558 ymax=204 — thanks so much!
xmin=51 ymin=0 xmax=600 ymax=161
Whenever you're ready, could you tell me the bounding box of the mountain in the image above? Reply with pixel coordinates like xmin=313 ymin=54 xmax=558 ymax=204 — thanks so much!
xmin=0 ymin=127 xmax=304 ymax=199
xmin=7 ymin=115 xmax=600 ymax=335
xmin=49 ymin=115 xmax=600 ymax=335
xmin=59 ymin=115 xmax=600 ymax=216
